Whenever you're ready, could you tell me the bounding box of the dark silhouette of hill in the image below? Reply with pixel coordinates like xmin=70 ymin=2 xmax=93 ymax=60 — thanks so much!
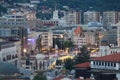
xmin=3 ymin=0 xmax=120 ymax=11
xmin=38 ymin=0 xmax=120 ymax=11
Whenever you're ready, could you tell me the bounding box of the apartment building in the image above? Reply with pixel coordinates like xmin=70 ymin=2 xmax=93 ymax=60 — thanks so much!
xmin=64 ymin=11 xmax=81 ymax=25
xmin=0 ymin=42 xmax=19 ymax=66
xmin=83 ymin=11 xmax=100 ymax=24
xmin=0 ymin=13 xmax=28 ymax=37
xmin=36 ymin=30 xmax=53 ymax=50
xmin=103 ymin=11 xmax=119 ymax=29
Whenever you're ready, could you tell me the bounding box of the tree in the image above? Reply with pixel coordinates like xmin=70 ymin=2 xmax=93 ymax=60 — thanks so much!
xmin=56 ymin=59 xmax=62 ymax=65
xmin=74 ymin=46 xmax=90 ymax=64
xmin=0 ymin=5 xmax=6 ymax=15
xmin=34 ymin=74 xmax=47 ymax=80
xmin=63 ymin=40 xmax=74 ymax=50
xmin=64 ymin=58 xmax=74 ymax=71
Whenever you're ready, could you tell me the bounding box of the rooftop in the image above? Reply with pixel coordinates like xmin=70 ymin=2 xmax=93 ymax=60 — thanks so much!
xmin=0 ymin=42 xmax=11 ymax=45
xmin=91 ymin=53 xmax=120 ymax=62
xmin=74 ymin=62 xmax=90 ymax=68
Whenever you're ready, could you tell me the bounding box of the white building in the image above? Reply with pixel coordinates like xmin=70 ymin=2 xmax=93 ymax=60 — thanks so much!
xmin=36 ymin=54 xmax=50 ymax=71
xmin=0 ymin=13 xmax=28 ymax=37
xmin=73 ymin=26 xmax=86 ymax=48
xmin=99 ymin=46 xmax=120 ymax=56
xmin=0 ymin=42 xmax=19 ymax=66
xmin=73 ymin=35 xmax=86 ymax=48
xmin=53 ymin=10 xmax=59 ymax=20
xmin=90 ymin=53 xmax=120 ymax=80
xmin=83 ymin=11 xmax=100 ymax=24
xmin=30 ymin=0 xmax=40 ymax=4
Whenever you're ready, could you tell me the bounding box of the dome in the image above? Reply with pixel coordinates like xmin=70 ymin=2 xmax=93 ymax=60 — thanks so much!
xmin=88 ymin=22 xmax=102 ymax=27
xmin=36 ymin=54 xmax=45 ymax=60
xmin=0 ymin=62 xmax=19 ymax=75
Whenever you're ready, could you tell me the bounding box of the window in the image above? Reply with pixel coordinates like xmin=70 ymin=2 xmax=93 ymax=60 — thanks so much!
xmin=108 ymin=63 xmax=110 ymax=66
xmin=113 ymin=63 xmax=116 ymax=67
xmin=99 ymin=61 xmax=101 ymax=65
xmin=96 ymin=62 xmax=98 ymax=65
xmin=105 ymin=49 xmax=107 ymax=52
xmin=93 ymin=61 xmax=95 ymax=65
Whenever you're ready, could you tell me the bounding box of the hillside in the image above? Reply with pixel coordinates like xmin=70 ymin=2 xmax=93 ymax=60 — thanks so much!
xmin=2 ymin=0 xmax=120 ymax=12
xmin=38 ymin=0 xmax=120 ymax=11
xmin=1 ymin=0 xmax=120 ymax=17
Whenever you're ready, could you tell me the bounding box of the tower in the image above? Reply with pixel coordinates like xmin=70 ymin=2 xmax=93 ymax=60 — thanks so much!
xmin=53 ymin=10 xmax=59 ymax=20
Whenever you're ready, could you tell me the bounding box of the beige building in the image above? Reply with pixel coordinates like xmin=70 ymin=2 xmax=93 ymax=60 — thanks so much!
xmin=84 ymin=31 xmax=96 ymax=45
xmin=36 ymin=30 xmax=53 ymax=50
xmin=103 ymin=11 xmax=119 ymax=28
xmin=64 ymin=11 xmax=81 ymax=25
xmin=25 ymin=11 xmax=37 ymax=30
xmin=83 ymin=11 xmax=100 ymax=24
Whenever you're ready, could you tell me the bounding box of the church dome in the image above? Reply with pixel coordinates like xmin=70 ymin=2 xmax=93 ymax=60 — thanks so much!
xmin=88 ymin=22 xmax=102 ymax=27
xmin=36 ymin=54 xmax=45 ymax=60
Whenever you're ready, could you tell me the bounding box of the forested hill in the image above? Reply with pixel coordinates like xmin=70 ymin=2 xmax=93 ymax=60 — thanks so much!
xmin=1 ymin=0 xmax=120 ymax=12
xmin=38 ymin=0 xmax=120 ymax=11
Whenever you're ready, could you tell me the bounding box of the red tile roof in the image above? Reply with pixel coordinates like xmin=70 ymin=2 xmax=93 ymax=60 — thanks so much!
xmin=74 ymin=62 xmax=90 ymax=68
xmin=53 ymin=76 xmax=64 ymax=80
xmin=74 ymin=26 xmax=82 ymax=36
xmin=91 ymin=53 xmax=120 ymax=62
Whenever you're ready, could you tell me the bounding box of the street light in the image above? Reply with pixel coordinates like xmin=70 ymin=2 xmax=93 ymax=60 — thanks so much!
xmin=98 ymin=33 xmax=104 ymax=46
xmin=48 ymin=43 xmax=51 ymax=56
xmin=23 ymin=48 xmax=27 ymax=53
xmin=60 ymin=35 xmax=63 ymax=50
xmin=54 ymin=36 xmax=57 ymax=54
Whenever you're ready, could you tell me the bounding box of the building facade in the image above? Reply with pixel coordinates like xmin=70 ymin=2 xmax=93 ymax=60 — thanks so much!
xmin=0 ymin=42 xmax=19 ymax=66
xmin=99 ymin=46 xmax=120 ymax=56
xmin=83 ymin=11 xmax=100 ymax=24
xmin=102 ymin=11 xmax=119 ymax=29
xmin=64 ymin=11 xmax=81 ymax=25
xmin=0 ymin=13 xmax=28 ymax=37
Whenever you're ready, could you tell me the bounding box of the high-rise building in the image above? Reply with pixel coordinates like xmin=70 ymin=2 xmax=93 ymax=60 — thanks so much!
xmin=64 ymin=11 xmax=81 ymax=25
xmin=83 ymin=11 xmax=100 ymax=24
xmin=37 ymin=30 xmax=53 ymax=50
xmin=103 ymin=11 xmax=119 ymax=29
xmin=0 ymin=13 xmax=29 ymax=56
xmin=0 ymin=13 xmax=28 ymax=37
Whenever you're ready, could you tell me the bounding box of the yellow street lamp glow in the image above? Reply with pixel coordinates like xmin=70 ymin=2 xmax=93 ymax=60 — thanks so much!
xmin=23 ymin=48 xmax=27 ymax=53
xmin=60 ymin=35 xmax=63 ymax=38
xmin=54 ymin=36 xmax=57 ymax=38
